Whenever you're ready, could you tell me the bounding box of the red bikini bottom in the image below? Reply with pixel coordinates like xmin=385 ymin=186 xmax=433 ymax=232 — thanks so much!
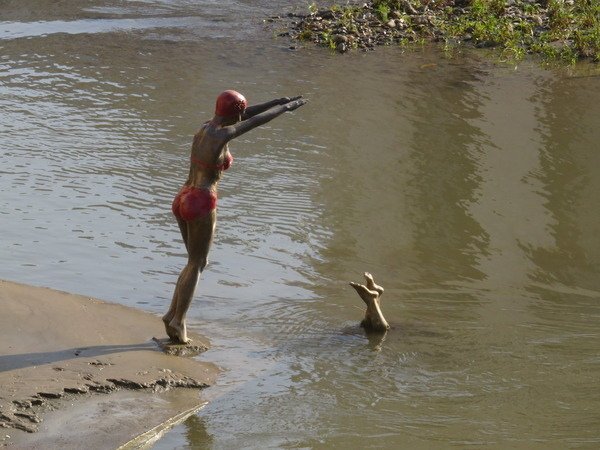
xmin=172 ymin=186 xmax=217 ymax=221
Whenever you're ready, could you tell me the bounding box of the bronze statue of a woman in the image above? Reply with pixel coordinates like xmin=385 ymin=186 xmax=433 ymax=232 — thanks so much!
xmin=163 ymin=90 xmax=307 ymax=343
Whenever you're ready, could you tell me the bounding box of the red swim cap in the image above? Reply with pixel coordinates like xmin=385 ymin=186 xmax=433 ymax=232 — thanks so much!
xmin=215 ymin=90 xmax=247 ymax=117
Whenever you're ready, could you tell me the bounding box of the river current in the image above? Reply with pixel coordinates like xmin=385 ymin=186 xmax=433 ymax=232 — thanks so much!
xmin=1 ymin=1 xmax=600 ymax=448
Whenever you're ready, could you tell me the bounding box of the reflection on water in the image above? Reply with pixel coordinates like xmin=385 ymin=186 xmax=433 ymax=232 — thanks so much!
xmin=1 ymin=1 xmax=600 ymax=448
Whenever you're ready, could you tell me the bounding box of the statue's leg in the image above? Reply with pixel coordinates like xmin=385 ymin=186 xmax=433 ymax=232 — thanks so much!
xmin=163 ymin=271 xmax=185 ymax=340
xmin=169 ymin=211 xmax=216 ymax=343
xmin=163 ymin=217 xmax=189 ymax=340
xmin=350 ymin=276 xmax=389 ymax=332
xmin=364 ymin=297 xmax=390 ymax=332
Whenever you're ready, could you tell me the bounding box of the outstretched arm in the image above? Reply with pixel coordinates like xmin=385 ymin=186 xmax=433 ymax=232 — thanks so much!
xmin=223 ymin=98 xmax=307 ymax=140
xmin=242 ymin=96 xmax=302 ymax=120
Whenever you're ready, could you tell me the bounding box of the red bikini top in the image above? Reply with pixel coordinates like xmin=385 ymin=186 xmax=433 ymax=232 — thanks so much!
xmin=191 ymin=153 xmax=233 ymax=171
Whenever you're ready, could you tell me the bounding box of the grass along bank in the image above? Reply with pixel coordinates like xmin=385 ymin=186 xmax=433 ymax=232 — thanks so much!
xmin=282 ymin=0 xmax=600 ymax=63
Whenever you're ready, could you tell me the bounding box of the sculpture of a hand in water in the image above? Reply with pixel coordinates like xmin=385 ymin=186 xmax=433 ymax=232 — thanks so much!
xmin=350 ymin=273 xmax=390 ymax=332
xmin=163 ymin=90 xmax=307 ymax=344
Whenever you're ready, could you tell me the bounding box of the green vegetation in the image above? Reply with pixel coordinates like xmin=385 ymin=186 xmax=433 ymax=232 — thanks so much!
xmin=444 ymin=0 xmax=600 ymax=62
xmin=291 ymin=0 xmax=600 ymax=64
xmin=375 ymin=2 xmax=391 ymax=22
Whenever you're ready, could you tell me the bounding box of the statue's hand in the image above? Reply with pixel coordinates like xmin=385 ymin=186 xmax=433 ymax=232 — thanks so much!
xmin=285 ymin=98 xmax=308 ymax=111
xmin=279 ymin=95 xmax=303 ymax=104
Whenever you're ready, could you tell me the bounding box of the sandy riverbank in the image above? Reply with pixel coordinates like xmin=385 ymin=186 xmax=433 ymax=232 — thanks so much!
xmin=0 ymin=280 xmax=218 ymax=449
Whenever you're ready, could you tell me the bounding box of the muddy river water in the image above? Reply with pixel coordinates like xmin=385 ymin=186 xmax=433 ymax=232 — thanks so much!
xmin=1 ymin=1 xmax=600 ymax=448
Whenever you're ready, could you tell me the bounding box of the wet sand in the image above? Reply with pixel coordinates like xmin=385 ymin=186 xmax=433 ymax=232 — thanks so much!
xmin=0 ymin=280 xmax=218 ymax=449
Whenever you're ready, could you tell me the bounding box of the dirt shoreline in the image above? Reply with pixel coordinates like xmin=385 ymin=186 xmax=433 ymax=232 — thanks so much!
xmin=0 ymin=280 xmax=218 ymax=449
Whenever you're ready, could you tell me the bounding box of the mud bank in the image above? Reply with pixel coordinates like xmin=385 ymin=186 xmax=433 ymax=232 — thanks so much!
xmin=0 ymin=280 xmax=218 ymax=448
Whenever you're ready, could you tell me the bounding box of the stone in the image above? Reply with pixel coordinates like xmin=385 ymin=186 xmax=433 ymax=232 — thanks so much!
xmin=332 ymin=34 xmax=348 ymax=44
xmin=318 ymin=10 xmax=334 ymax=20
xmin=414 ymin=15 xmax=429 ymax=25
xmin=476 ymin=40 xmax=497 ymax=48
xmin=531 ymin=14 xmax=543 ymax=26
xmin=547 ymin=40 xmax=571 ymax=52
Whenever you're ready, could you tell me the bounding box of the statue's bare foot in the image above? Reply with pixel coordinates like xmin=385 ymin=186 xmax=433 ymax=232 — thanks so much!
xmin=364 ymin=272 xmax=384 ymax=296
xmin=349 ymin=282 xmax=378 ymax=305
xmin=350 ymin=274 xmax=390 ymax=333
xmin=162 ymin=313 xmax=178 ymax=341
xmin=168 ymin=318 xmax=189 ymax=344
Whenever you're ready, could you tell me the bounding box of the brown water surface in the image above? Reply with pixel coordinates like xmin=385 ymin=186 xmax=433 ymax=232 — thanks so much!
xmin=1 ymin=1 xmax=600 ymax=448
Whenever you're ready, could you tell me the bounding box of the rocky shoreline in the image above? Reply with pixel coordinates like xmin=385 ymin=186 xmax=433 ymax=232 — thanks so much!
xmin=270 ymin=0 xmax=599 ymax=63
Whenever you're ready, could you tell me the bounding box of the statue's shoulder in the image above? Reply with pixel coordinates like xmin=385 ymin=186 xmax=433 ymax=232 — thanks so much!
xmin=200 ymin=120 xmax=225 ymax=137
xmin=193 ymin=122 xmax=229 ymax=149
